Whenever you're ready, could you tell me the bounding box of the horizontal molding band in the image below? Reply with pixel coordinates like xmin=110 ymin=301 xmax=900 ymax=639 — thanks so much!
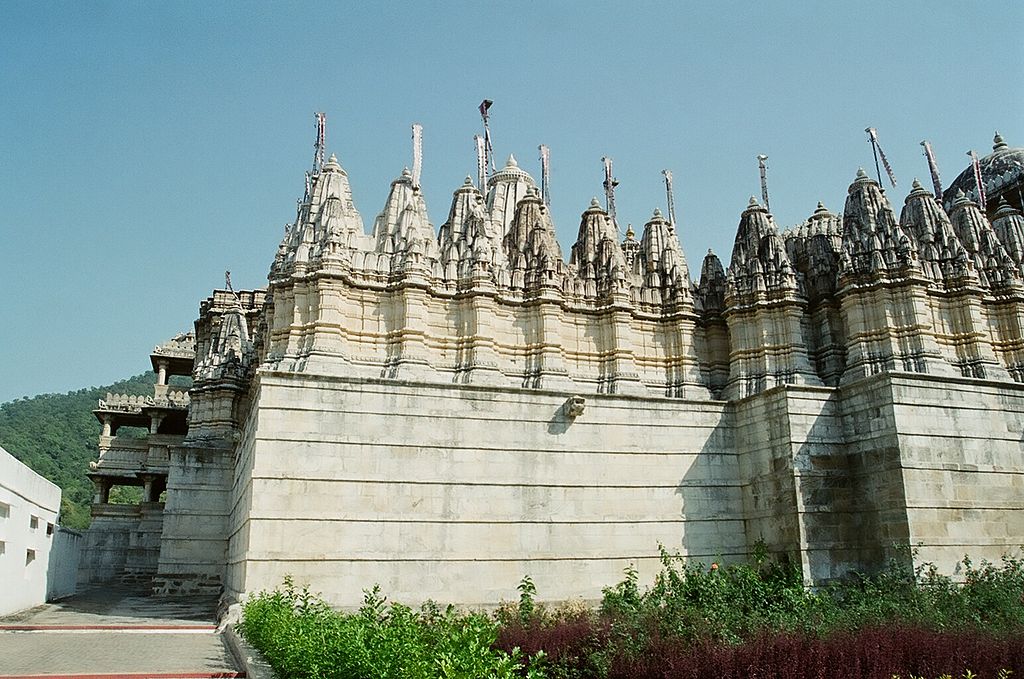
xmin=228 ymin=551 xmax=748 ymax=565
xmin=243 ymin=516 xmax=743 ymax=525
xmin=248 ymin=475 xmax=741 ymax=489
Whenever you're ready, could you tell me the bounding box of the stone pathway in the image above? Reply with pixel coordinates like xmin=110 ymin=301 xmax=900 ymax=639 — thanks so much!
xmin=0 ymin=585 xmax=244 ymax=678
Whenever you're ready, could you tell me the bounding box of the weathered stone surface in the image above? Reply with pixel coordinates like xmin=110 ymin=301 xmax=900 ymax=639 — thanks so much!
xmin=81 ymin=130 xmax=1024 ymax=607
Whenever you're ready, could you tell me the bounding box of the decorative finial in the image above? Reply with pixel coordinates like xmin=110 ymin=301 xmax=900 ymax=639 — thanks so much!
xmin=994 ymin=131 xmax=1008 ymax=150
xmin=625 ymin=224 xmax=635 ymax=239
xmin=911 ymin=178 xmax=923 ymax=190
xmin=463 ymin=175 xmax=474 ymax=186
xmin=589 ymin=197 xmax=601 ymax=208
xmin=748 ymin=196 xmax=759 ymax=207
xmin=506 ymin=154 xmax=518 ymax=168
xmin=653 ymin=207 xmax=663 ymax=218
xmin=401 ymin=167 xmax=412 ymax=178
xmin=994 ymin=197 xmax=1020 ymax=217
xmin=856 ymin=167 xmax=868 ymax=179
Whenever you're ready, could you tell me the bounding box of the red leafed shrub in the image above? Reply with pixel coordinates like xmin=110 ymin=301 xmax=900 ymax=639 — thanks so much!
xmin=602 ymin=627 xmax=1023 ymax=679
xmin=497 ymin=618 xmax=609 ymax=676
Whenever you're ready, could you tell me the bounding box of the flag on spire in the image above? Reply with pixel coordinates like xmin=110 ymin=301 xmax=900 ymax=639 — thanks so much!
xmin=411 ymin=123 xmax=423 ymax=189
xmin=969 ymin=149 xmax=987 ymax=211
xmin=757 ymin=155 xmax=771 ymax=213
xmin=539 ymin=144 xmax=551 ymax=206
xmin=313 ymin=112 xmax=327 ymax=172
xmin=865 ymin=127 xmax=897 ymax=187
xmin=474 ymin=134 xmax=487 ymax=196
xmin=479 ymin=99 xmax=495 ymax=172
xmin=920 ymin=140 xmax=943 ymax=201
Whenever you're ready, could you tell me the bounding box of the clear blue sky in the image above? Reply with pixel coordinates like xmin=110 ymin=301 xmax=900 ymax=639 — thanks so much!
xmin=1 ymin=1 xmax=1022 ymax=403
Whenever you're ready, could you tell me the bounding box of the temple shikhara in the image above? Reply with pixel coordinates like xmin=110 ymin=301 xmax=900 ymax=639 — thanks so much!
xmin=79 ymin=121 xmax=1024 ymax=608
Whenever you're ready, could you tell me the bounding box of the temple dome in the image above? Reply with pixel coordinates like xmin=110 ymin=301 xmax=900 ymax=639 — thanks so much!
xmin=943 ymin=133 xmax=1024 ymax=217
xmin=489 ymin=154 xmax=536 ymax=186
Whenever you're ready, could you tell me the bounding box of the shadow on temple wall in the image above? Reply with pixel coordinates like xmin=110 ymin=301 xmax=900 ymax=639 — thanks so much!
xmin=673 ymin=408 xmax=737 ymax=565
xmin=546 ymin=408 xmax=571 ymax=435
xmin=547 ymin=396 xmax=587 ymax=435
xmin=669 ymin=387 xmax=869 ymax=582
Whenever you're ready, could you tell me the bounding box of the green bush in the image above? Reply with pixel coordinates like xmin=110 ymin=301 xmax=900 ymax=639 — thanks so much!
xmin=238 ymin=576 xmax=539 ymax=679
xmin=240 ymin=549 xmax=1024 ymax=679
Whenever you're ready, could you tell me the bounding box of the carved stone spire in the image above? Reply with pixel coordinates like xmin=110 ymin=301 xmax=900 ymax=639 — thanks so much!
xmin=569 ymin=198 xmax=627 ymax=294
xmin=727 ymin=198 xmax=797 ymax=300
xmin=639 ymin=208 xmax=690 ymax=301
xmin=487 ymin=154 xmax=537 ymax=243
xmin=311 ymin=154 xmax=365 ymax=247
xmin=194 ymin=292 xmax=253 ymax=382
xmin=371 ymin=167 xmax=437 ymax=265
xmin=992 ymin=198 xmax=1024 ymax=269
xmin=620 ymin=222 xmax=641 ymax=274
xmin=697 ymin=249 xmax=726 ymax=313
xmin=949 ymin=190 xmax=1020 ymax=288
xmin=437 ymin=176 xmax=501 ymax=281
xmin=729 ymin=197 xmax=773 ymax=269
xmin=504 ymin=187 xmax=563 ymax=291
xmin=841 ymin=168 xmax=915 ymax=276
xmin=286 ymin=153 xmax=367 ymax=267
xmin=899 ymin=178 xmax=972 ymax=285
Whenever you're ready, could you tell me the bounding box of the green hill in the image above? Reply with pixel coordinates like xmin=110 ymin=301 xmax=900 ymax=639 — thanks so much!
xmin=0 ymin=373 xmax=161 ymax=529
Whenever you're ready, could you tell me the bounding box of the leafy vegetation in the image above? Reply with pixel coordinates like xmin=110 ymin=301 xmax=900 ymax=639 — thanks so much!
xmin=0 ymin=372 xmax=178 ymax=528
xmin=241 ymin=548 xmax=1024 ymax=678
xmin=239 ymin=577 xmax=542 ymax=679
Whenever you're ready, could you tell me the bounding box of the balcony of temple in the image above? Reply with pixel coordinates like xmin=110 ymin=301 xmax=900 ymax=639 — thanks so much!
xmin=151 ymin=331 xmax=196 ymax=398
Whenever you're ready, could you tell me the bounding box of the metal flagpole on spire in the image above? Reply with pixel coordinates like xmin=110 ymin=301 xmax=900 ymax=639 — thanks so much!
xmin=539 ymin=145 xmax=551 ymax=207
xmin=968 ymin=150 xmax=987 ymax=211
xmin=920 ymin=140 xmax=943 ymax=201
xmin=757 ymin=155 xmax=771 ymax=213
xmin=479 ymin=100 xmax=495 ymax=172
xmin=411 ymin=123 xmax=423 ymax=190
xmin=313 ymin=112 xmax=327 ymax=173
xmin=865 ymin=127 xmax=897 ymax=188
xmin=662 ymin=169 xmax=677 ymax=231
xmin=602 ymin=157 xmax=618 ymax=227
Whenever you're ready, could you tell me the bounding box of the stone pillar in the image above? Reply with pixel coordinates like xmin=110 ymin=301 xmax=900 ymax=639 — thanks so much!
xmin=606 ymin=304 xmax=646 ymax=395
xmin=141 ymin=475 xmax=156 ymax=503
xmin=156 ymin=361 xmax=168 ymax=386
xmin=149 ymin=413 xmax=164 ymax=434
xmin=534 ymin=292 xmax=575 ymax=391
xmin=958 ymin=294 xmax=1011 ymax=380
xmin=466 ymin=283 xmax=505 ymax=385
xmin=391 ymin=283 xmax=436 ymax=381
xmin=93 ymin=477 xmax=111 ymax=504
xmin=101 ymin=415 xmax=112 ymax=438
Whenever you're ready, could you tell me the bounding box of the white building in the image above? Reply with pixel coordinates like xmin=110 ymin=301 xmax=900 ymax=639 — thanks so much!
xmin=0 ymin=445 xmax=61 ymax=616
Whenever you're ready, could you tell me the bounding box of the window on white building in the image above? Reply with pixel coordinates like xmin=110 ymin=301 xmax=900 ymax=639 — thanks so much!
xmin=29 ymin=515 xmax=39 ymax=530
xmin=25 ymin=549 xmax=35 ymax=565
xmin=0 ymin=501 xmax=10 ymax=519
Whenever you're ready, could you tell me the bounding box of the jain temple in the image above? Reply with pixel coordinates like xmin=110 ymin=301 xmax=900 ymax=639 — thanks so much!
xmin=79 ymin=126 xmax=1024 ymax=607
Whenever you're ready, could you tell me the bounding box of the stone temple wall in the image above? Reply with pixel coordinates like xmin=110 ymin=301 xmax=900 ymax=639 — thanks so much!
xmin=214 ymin=368 xmax=1024 ymax=608
xmin=148 ymin=132 xmax=1024 ymax=605
xmin=223 ymin=373 xmax=742 ymax=607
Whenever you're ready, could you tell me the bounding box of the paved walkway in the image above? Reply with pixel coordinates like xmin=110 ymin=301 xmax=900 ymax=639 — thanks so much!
xmin=0 ymin=585 xmax=243 ymax=678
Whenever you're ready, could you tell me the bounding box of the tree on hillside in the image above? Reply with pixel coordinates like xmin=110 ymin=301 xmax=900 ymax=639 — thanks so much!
xmin=0 ymin=373 xmax=159 ymax=529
